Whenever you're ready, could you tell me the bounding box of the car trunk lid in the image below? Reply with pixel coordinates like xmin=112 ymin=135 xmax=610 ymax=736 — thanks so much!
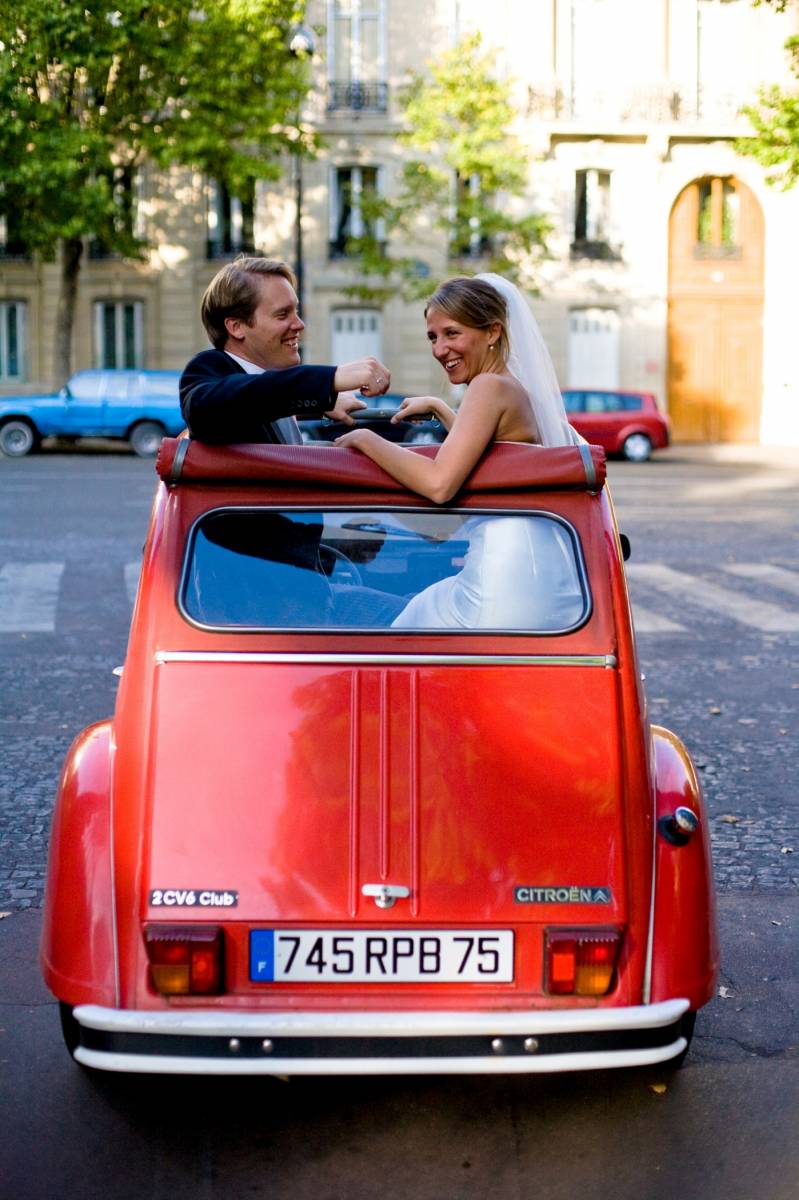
xmin=144 ymin=657 xmax=632 ymax=929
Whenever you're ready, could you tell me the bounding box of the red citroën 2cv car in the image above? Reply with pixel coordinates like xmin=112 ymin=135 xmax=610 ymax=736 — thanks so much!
xmin=42 ymin=439 xmax=717 ymax=1074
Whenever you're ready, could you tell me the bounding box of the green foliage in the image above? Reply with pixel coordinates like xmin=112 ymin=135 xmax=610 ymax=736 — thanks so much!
xmin=0 ymin=0 xmax=312 ymax=259
xmin=343 ymin=33 xmax=550 ymax=302
xmin=737 ymin=35 xmax=799 ymax=189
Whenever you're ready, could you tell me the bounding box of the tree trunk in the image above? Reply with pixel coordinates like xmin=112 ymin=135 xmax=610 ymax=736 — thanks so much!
xmin=52 ymin=236 xmax=84 ymax=388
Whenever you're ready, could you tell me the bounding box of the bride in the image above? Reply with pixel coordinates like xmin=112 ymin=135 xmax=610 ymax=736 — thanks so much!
xmin=334 ymin=272 xmax=576 ymax=501
xmin=334 ymin=273 xmax=581 ymax=629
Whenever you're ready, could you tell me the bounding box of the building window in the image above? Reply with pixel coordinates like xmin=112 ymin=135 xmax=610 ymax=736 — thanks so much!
xmin=331 ymin=309 xmax=383 ymax=362
xmin=0 ymin=209 xmax=29 ymax=259
xmin=327 ymin=0 xmax=387 ymax=112
xmin=329 ymin=167 xmax=383 ymax=257
xmin=88 ymin=166 xmax=143 ymax=259
xmin=568 ymin=308 xmax=620 ymax=390
xmin=568 ymin=0 xmax=655 ymax=121
xmin=695 ymin=177 xmax=740 ymax=258
xmin=571 ymin=169 xmax=620 ymax=260
xmin=451 ymin=172 xmax=493 ymax=259
xmin=94 ymin=301 xmax=143 ymax=369
xmin=0 ymin=302 xmax=25 ymax=380
xmin=696 ymin=0 xmax=747 ymax=122
xmin=206 ymin=179 xmax=255 ymax=258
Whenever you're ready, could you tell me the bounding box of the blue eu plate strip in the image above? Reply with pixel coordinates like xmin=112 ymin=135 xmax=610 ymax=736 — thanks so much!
xmin=250 ymin=930 xmax=275 ymax=981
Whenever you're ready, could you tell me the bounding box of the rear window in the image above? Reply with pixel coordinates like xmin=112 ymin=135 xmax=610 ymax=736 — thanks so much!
xmin=181 ymin=508 xmax=589 ymax=633
xmin=562 ymin=391 xmax=585 ymax=414
xmin=138 ymin=372 xmax=180 ymax=398
xmin=564 ymin=391 xmax=644 ymax=414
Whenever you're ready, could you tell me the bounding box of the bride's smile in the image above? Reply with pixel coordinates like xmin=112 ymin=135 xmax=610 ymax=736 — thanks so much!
xmin=426 ymin=309 xmax=502 ymax=385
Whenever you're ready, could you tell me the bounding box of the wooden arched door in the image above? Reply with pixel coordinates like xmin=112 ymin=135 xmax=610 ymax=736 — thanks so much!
xmin=668 ymin=177 xmax=764 ymax=442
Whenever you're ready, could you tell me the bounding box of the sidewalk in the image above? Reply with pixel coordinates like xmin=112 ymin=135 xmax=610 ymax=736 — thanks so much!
xmin=659 ymin=442 xmax=799 ymax=468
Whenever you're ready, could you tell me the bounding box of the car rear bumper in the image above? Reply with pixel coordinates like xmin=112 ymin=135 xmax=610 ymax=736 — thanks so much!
xmin=71 ymin=998 xmax=691 ymax=1075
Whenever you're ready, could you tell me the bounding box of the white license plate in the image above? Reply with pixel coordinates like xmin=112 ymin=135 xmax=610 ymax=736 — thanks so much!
xmin=250 ymin=929 xmax=514 ymax=983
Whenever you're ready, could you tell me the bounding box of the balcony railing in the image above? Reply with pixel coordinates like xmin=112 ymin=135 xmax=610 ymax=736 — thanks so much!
xmin=327 ymin=80 xmax=388 ymax=113
xmin=206 ymin=240 xmax=257 ymax=261
xmin=526 ymin=85 xmax=746 ymax=126
xmin=570 ymin=239 xmax=623 ymax=262
xmin=693 ymin=242 xmax=742 ymax=260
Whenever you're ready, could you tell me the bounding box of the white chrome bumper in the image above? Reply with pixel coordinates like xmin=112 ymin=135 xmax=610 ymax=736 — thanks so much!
xmin=72 ymin=999 xmax=691 ymax=1076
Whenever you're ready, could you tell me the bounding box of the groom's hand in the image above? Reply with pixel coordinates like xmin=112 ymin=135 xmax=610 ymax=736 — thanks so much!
xmin=332 ymin=357 xmax=391 ymax=397
xmin=324 ymin=391 xmax=368 ymax=426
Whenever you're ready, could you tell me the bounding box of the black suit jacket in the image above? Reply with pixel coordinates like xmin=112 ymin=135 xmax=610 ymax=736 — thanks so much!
xmin=179 ymin=349 xmax=337 ymax=444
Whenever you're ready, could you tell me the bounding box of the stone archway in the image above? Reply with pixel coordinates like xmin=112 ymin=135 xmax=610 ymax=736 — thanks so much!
xmin=668 ymin=176 xmax=764 ymax=442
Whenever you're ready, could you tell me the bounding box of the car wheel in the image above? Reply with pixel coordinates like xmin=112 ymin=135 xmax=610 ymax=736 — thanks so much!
xmin=59 ymin=1002 xmax=80 ymax=1057
xmin=622 ymin=433 xmax=652 ymax=463
xmin=129 ymin=421 xmax=165 ymax=458
xmin=0 ymin=419 xmax=38 ymax=457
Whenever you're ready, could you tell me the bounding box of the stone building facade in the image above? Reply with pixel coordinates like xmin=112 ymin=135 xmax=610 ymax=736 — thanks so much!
xmin=1 ymin=0 xmax=797 ymax=443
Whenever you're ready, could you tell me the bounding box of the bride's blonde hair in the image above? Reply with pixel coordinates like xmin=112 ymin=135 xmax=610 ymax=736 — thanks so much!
xmin=424 ymin=277 xmax=510 ymax=361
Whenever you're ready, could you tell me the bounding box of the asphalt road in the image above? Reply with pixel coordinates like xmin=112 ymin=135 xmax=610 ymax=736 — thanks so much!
xmin=1 ymin=443 xmax=797 ymax=1199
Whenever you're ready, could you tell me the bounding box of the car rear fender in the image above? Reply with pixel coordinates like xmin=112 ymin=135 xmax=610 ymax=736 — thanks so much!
xmin=40 ymin=721 xmax=117 ymax=1007
xmin=647 ymin=725 xmax=719 ymax=1009
xmin=609 ymin=422 xmax=650 ymax=449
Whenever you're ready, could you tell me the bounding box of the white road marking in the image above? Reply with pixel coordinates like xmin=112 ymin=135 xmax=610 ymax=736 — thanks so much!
xmin=630 ymin=605 xmax=686 ymax=634
xmin=124 ymin=562 xmax=141 ymax=606
xmin=1 ymin=560 xmax=797 ymax=636
xmin=723 ymin=563 xmax=799 ymax=599
xmin=0 ymin=563 xmax=65 ymax=633
xmin=627 ymin=563 xmax=799 ymax=632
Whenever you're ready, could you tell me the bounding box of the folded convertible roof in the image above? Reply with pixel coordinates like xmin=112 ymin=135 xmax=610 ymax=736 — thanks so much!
xmin=155 ymin=438 xmax=606 ymax=493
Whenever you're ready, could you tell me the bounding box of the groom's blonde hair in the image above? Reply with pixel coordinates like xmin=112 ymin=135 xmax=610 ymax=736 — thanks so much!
xmin=424 ymin=277 xmax=510 ymax=361
xmin=201 ymin=256 xmax=296 ymax=350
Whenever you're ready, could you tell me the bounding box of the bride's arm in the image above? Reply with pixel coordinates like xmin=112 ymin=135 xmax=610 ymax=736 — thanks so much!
xmin=335 ymin=377 xmax=503 ymax=504
xmin=390 ymin=395 xmax=457 ymax=432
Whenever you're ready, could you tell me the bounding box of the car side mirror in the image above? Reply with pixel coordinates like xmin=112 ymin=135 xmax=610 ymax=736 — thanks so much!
xmin=59 ymin=387 xmax=69 ymax=400
xmin=620 ymin=534 xmax=631 ymax=561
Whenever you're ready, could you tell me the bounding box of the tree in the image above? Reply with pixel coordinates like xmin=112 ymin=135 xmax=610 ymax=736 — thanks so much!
xmin=0 ymin=0 xmax=313 ymax=383
xmin=344 ymin=33 xmax=551 ymax=302
xmin=737 ymin=9 xmax=799 ymax=186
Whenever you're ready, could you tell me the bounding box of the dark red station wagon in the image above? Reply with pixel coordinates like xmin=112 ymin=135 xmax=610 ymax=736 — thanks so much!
xmin=563 ymin=390 xmax=670 ymax=462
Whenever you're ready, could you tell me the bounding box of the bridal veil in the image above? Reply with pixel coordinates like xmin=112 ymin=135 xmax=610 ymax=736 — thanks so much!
xmin=476 ymin=272 xmax=578 ymax=447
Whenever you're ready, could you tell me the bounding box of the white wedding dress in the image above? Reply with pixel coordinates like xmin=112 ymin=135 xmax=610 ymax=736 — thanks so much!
xmin=390 ymin=513 xmax=584 ymax=630
xmin=391 ymin=275 xmax=580 ymax=632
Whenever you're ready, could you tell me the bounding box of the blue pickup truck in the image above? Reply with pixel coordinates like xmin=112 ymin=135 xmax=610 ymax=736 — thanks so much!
xmin=0 ymin=369 xmax=185 ymax=457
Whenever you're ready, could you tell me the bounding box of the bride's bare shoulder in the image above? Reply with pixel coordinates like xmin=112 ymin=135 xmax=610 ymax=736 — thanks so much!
xmin=466 ymin=372 xmax=528 ymax=404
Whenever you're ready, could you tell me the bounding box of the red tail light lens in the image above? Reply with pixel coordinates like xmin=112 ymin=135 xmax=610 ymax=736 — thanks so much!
xmin=144 ymin=925 xmax=223 ymax=995
xmin=545 ymin=929 xmax=621 ymax=996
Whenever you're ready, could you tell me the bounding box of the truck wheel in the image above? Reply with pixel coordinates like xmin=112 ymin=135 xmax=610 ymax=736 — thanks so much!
xmin=622 ymin=433 xmax=652 ymax=463
xmin=0 ymin=419 xmax=38 ymax=457
xmin=129 ymin=421 xmax=165 ymax=457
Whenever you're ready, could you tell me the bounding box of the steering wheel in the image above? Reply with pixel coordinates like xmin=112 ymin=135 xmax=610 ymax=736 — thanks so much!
xmin=318 ymin=543 xmax=364 ymax=588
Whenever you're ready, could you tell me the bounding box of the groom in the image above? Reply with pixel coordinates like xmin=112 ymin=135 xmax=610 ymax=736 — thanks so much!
xmin=180 ymin=256 xmax=391 ymax=444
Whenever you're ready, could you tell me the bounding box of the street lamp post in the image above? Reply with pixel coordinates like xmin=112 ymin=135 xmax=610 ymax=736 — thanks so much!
xmin=289 ymin=26 xmax=316 ymax=326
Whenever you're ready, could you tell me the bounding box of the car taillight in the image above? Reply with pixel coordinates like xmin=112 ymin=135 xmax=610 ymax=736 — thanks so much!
xmin=545 ymin=929 xmax=621 ymax=996
xmin=144 ymin=925 xmax=223 ymax=995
